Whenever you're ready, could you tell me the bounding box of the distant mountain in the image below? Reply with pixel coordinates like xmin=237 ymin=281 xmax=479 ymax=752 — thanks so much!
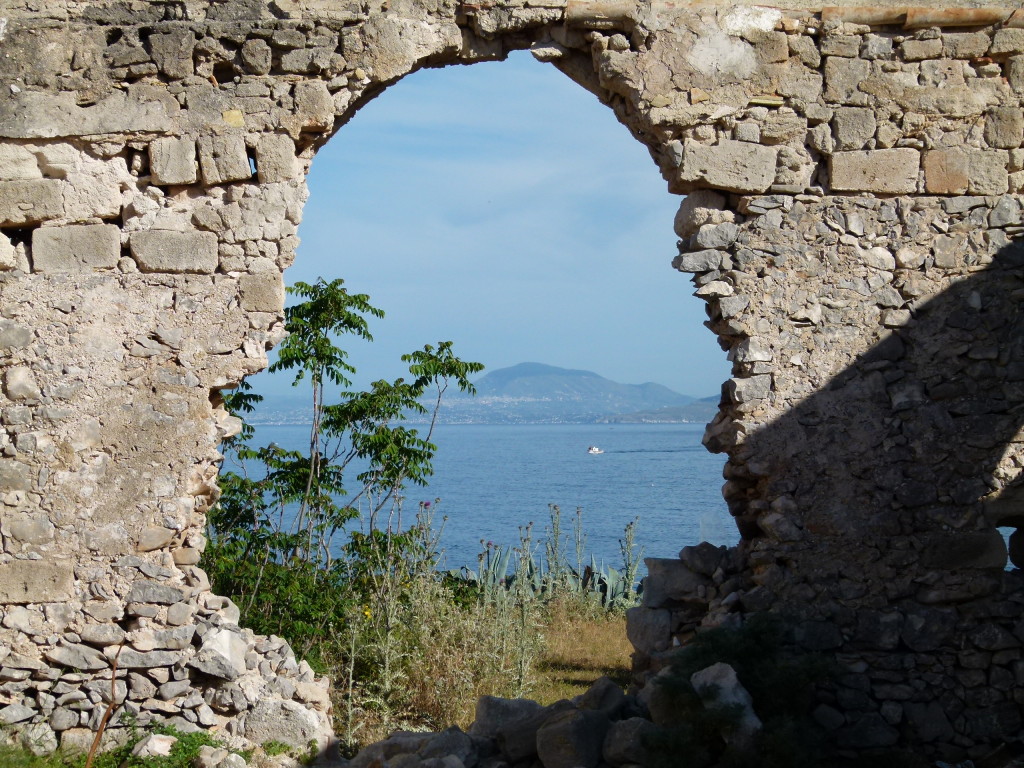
xmin=437 ymin=363 xmax=713 ymax=424
xmin=244 ymin=363 xmax=719 ymax=425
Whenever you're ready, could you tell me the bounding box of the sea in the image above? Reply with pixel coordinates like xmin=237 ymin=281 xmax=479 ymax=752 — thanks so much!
xmin=239 ymin=422 xmax=737 ymax=576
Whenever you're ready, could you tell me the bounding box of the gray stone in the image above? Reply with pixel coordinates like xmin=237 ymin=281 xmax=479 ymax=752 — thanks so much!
xmin=126 ymin=580 xmax=186 ymax=605
xmin=45 ymin=643 xmax=108 ymax=671
xmin=0 ymin=319 xmax=33 ymax=351
xmin=901 ymin=608 xmax=957 ymax=652
xmin=49 ymin=707 xmax=80 ymax=732
xmin=136 ymin=526 xmax=176 ymax=552
xmin=832 ymin=107 xmax=876 ymax=151
xmin=824 ymin=56 xmax=870 ymax=104
xmin=536 ymin=708 xmax=610 ymax=768
xmin=0 ymin=560 xmax=73 ymax=603
xmin=625 ymin=606 xmax=670 ymax=655
xmin=576 ymin=676 xmax=625 ymax=719
xmin=150 ymin=31 xmax=195 ymax=79
xmin=130 ymin=231 xmax=218 ymax=274
xmin=112 ymin=649 xmax=183 ymax=669
xmin=642 ymin=558 xmax=709 ymax=608
xmin=293 ymin=81 xmax=335 ymax=131
xmin=673 ymin=249 xmax=725 ymax=273
xmin=32 ymin=224 xmax=121 ymax=272
xmin=603 ymin=717 xmax=657 ymax=766
xmin=967 ymin=150 xmax=1009 ymax=195
xmin=468 ymin=696 xmax=543 ymax=741
xmin=690 ymin=663 xmax=762 ymax=746
xmin=680 ymin=139 xmax=776 ymax=194
xmin=198 ymin=135 xmax=251 ymax=185
xmin=241 ymin=39 xmax=272 ymax=74
xmin=80 ymin=624 xmax=126 ymax=647
xmin=830 ymin=150 xmax=919 ymax=194
xmin=0 ymin=179 xmax=64 ymax=226
xmin=5 ymin=366 xmax=40 ymax=400
xmin=255 ymin=134 xmax=299 ymax=183
xmin=694 ymin=222 xmax=739 ymax=249
xmin=241 ymin=699 xmax=325 ymax=750
xmin=188 ymin=628 xmax=247 ymax=680
xmin=149 ymin=138 xmax=197 ymax=186
xmin=0 ymin=145 xmax=41 ymax=180
xmin=673 ymin=189 xmax=728 ymax=237
xmin=727 ymin=375 xmax=771 ymax=403
xmin=836 ymin=713 xmax=899 ymax=749
xmin=0 ymin=703 xmax=35 ymax=724
xmin=985 ymin=108 xmax=1024 ymax=150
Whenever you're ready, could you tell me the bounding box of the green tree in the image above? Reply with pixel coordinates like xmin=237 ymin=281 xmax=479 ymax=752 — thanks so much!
xmin=207 ymin=277 xmax=482 ymax=662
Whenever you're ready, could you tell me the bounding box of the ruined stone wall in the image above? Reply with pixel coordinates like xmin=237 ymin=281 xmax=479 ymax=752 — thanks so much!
xmin=3 ymin=0 xmax=1024 ymax=760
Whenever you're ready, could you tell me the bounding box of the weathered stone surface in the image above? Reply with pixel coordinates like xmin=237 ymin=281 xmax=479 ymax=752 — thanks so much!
xmin=130 ymin=231 xmax=218 ymax=274
xmin=188 ymin=629 xmax=247 ymax=680
xmin=924 ymin=149 xmax=969 ymax=194
xmin=680 ymin=139 xmax=777 ymax=194
xmin=45 ymin=642 xmax=108 ymax=671
xmin=149 ymin=138 xmax=198 ymax=186
xmin=239 ymin=273 xmax=285 ymax=312
xmin=830 ymin=150 xmax=919 ymax=194
xmin=126 ymin=580 xmax=185 ymax=605
xmin=536 ymin=708 xmax=610 ymax=768
xmin=625 ymin=606 xmax=670 ymax=655
xmin=198 ymin=135 xmax=251 ymax=185
xmin=255 ymin=134 xmax=299 ymax=183
xmin=32 ymin=224 xmax=120 ymax=272
xmin=691 ymin=663 xmax=762 ymax=745
xmin=0 ymin=179 xmax=63 ymax=226
xmin=0 ymin=561 xmax=73 ymax=603
xmin=642 ymin=558 xmax=709 ymax=608
xmin=241 ymin=699 xmax=327 ymax=750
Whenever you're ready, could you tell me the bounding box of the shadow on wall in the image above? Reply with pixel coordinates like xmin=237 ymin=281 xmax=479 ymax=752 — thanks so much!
xmin=730 ymin=237 xmax=1024 ymax=569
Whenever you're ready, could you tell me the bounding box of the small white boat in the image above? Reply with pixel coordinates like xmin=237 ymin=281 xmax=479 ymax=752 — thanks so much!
xmin=587 ymin=445 xmax=604 ymax=455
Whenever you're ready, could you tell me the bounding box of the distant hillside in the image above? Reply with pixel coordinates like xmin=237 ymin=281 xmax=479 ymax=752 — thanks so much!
xmin=246 ymin=363 xmax=719 ymax=425
xmin=437 ymin=363 xmax=708 ymax=424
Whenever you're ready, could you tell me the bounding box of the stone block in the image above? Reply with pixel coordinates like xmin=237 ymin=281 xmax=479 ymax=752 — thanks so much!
xmin=5 ymin=366 xmax=40 ymax=400
xmin=241 ymin=699 xmax=325 ymax=750
xmin=188 ymin=628 xmax=247 ymax=680
xmin=830 ymin=149 xmax=919 ymax=194
xmin=727 ymin=374 xmax=771 ymax=403
xmin=197 ymin=135 xmax=251 ymax=185
xmin=255 ymin=134 xmax=299 ymax=183
xmin=673 ymin=249 xmax=726 ymax=273
xmin=900 ymin=38 xmax=942 ymax=61
xmin=536 ymin=709 xmax=609 ymax=768
xmin=967 ymin=150 xmax=1009 ymax=195
xmin=625 ymin=606 xmax=671 ymax=655
xmin=680 ymin=139 xmax=776 ymax=194
xmin=294 ymin=80 xmax=335 ymax=131
xmin=991 ymin=28 xmax=1024 ymax=56
xmin=943 ymin=32 xmax=990 ymax=59
xmin=0 ymin=319 xmax=33 ymax=351
xmin=921 ymin=531 xmax=1008 ymax=570
xmin=642 ymin=558 xmax=710 ymax=609
xmin=0 ymin=179 xmax=64 ymax=226
xmin=241 ymin=39 xmax=272 ymax=74
xmin=149 ymin=30 xmax=195 ymax=79
xmin=239 ymin=273 xmax=284 ymax=312
xmin=985 ymin=108 xmax=1024 ymax=149
xmin=130 ymin=231 xmax=218 ymax=273
xmin=923 ymin=149 xmax=969 ymax=194
xmin=0 ymin=145 xmax=41 ymax=180
xmin=0 ymin=561 xmax=74 ymax=603
xmin=149 ymin=138 xmax=197 ymax=186
xmin=824 ymin=57 xmax=870 ymax=105
xmin=32 ymin=224 xmax=120 ymax=272
xmin=832 ymin=107 xmax=876 ymax=151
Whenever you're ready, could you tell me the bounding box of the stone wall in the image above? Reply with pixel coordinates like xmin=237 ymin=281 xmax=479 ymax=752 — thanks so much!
xmin=3 ymin=0 xmax=1024 ymax=760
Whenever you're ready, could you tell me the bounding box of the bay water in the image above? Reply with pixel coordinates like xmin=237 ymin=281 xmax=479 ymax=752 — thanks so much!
xmin=242 ymin=422 xmax=737 ymax=576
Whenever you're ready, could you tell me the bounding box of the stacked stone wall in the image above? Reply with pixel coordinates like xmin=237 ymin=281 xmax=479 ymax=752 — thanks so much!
xmin=3 ymin=0 xmax=1024 ymax=761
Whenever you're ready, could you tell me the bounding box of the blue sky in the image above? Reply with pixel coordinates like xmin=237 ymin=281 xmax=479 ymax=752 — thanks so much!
xmin=253 ymin=50 xmax=730 ymax=398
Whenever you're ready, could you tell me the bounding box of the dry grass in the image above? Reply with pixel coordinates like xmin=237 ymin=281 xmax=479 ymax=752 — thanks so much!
xmin=532 ymin=599 xmax=634 ymax=705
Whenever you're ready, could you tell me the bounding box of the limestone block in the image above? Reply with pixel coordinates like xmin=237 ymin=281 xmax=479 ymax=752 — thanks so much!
xmin=0 ymin=179 xmax=64 ymax=226
xmin=824 ymin=57 xmax=870 ymax=105
xmin=136 ymin=526 xmax=176 ymax=552
xmin=830 ymin=150 xmax=919 ymax=194
xmin=293 ymin=80 xmax=335 ymax=131
xmin=680 ymin=139 xmax=776 ymax=194
xmin=239 ymin=273 xmax=284 ymax=312
xmin=197 ymin=135 xmax=251 ymax=185
xmin=727 ymin=375 xmax=771 ymax=403
xmin=241 ymin=699 xmax=326 ymax=750
xmin=673 ymin=189 xmax=729 ymax=237
xmin=0 ymin=319 xmax=32 ymax=351
xmin=943 ymin=32 xmax=990 ymax=59
xmin=536 ymin=709 xmax=609 ymax=768
xmin=832 ymin=107 xmax=876 ymax=151
xmin=691 ymin=663 xmax=762 ymax=745
xmin=673 ymin=249 xmax=726 ymax=273
xmin=255 ymin=134 xmax=299 ymax=183
xmin=0 ymin=145 xmax=41 ymax=180
xmin=126 ymin=580 xmax=185 ymax=604
xmin=642 ymin=558 xmax=709 ymax=608
xmin=241 ymin=39 xmax=272 ymax=74
xmin=130 ymin=231 xmax=218 ymax=273
xmin=149 ymin=138 xmax=197 ymax=186
xmin=6 ymin=514 xmax=55 ymax=544
xmin=32 ymin=224 xmax=120 ymax=272
xmin=991 ymin=28 xmax=1024 ymax=56
xmin=188 ymin=628 xmax=247 ymax=680
xmin=923 ymin=149 xmax=969 ymax=194
xmin=5 ymin=366 xmax=40 ymax=400
xmin=0 ymin=561 xmax=74 ymax=603
xmin=900 ymin=38 xmax=941 ymax=61
xmin=149 ymin=30 xmax=195 ymax=79
xmin=625 ymin=606 xmax=670 ymax=655
xmin=985 ymin=108 xmax=1024 ymax=149
xmin=45 ymin=643 xmax=108 ymax=671
xmin=967 ymin=150 xmax=1009 ymax=195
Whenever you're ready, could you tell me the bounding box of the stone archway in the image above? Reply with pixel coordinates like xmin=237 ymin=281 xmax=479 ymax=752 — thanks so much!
xmin=4 ymin=0 xmax=1024 ymax=758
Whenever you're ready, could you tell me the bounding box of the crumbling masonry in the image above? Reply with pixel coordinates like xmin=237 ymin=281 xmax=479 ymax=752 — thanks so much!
xmin=3 ymin=0 xmax=1024 ymax=760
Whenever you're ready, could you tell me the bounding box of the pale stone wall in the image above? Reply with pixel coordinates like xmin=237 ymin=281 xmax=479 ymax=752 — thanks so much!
xmin=3 ymin=0 xmax=1024 ymax=759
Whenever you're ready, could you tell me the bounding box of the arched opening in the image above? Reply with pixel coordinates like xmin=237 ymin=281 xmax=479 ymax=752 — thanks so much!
xmin=242 ymin=50 xmax=734 ymax=566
